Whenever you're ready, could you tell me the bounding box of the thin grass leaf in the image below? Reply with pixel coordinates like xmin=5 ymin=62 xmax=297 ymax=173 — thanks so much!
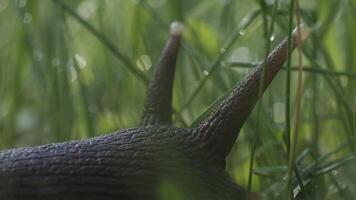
xmin=52 ymin=0 xmax=149 ymax=84
xmin=180 ymin=9 xmax=261 ymax=111
xmin=315 ymin=155 xmax=354 ymax=177
xmin=285 ymin=0 xmax=295 ymax=199
xmin=72 ymin=57 xmax=96 ymax=137
xmin=229 ymin=62 xmax=356 ymax=79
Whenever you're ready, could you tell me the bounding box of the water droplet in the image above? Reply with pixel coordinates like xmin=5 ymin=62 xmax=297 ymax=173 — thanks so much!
xmin=219 ymin=48 xmax=226 ymax=54
xmin=75 ymin=54 xmax=87 ymax=69
xmin=203 ymin=70 xmax=209 ymax=76
xmin=23 ymin=12 xmax=32 ymax=24
xmin=239 ymin=30 xmax=245 ymax=36
xmin=270 ymin=34 xmax=275 ymax=42
xmin=136 ymin=55 xmax=152 ymax=71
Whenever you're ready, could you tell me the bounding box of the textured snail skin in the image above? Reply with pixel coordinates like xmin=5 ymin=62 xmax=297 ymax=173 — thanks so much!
xmin=0 ymin=22 xmax=307 ymax=200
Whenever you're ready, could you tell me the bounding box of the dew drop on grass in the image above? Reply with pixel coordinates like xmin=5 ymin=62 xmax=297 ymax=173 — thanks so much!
xmin=136 ymin=55 xmax=152 ymax=71
xmin=75 ymin=54 xmax=87 ymax=69
xmin=270 ymin=34 xmax=275 ymax=42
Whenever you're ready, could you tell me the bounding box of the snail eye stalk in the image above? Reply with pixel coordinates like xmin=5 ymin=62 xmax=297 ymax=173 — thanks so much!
xmin=194 ymin=25 xmax=310 ymax=165
xmin=140 ymin=22 xmax=184 ymax=126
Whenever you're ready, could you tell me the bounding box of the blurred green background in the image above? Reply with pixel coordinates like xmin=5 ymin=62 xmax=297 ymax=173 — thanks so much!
xmin=1 ymin=0 xmax=356 ymax=199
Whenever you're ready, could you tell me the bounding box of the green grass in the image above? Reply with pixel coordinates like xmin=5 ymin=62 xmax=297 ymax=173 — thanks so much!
xmin=1 ymin=0 xmax=356 ymax=199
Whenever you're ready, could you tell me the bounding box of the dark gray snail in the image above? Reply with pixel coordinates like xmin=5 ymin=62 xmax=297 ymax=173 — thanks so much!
xmin=0 ymin=21 xmax=309 ymax=200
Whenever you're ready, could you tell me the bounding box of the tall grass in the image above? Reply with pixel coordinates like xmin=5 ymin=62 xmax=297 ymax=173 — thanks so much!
xmin=0 ymin=0 xmax=355 ymax=199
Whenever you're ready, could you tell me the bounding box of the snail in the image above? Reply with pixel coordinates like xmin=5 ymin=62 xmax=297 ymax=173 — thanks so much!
xmin=0 ymin=21 xmax=309 ymax=200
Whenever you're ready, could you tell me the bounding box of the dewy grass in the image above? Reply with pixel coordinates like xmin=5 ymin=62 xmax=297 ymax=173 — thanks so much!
xmin=1 ymin=0 xmax=356 ymax=198
xmin=179 ymin=9 xmax=261 ymax=111
xmin=72 ymin=57 xmax=96 ymax=137
xmin=290 ymin=0 xmax=308 ymax=198
xmin=285 ymin=0 xmax=294 ymax=198
xmin=229 ymin=62 xmax=356 ymax=79
xmin=247 ymin=1 xmax=277 ymax=198
xmin=353 ymin=108 xmax=356 ymax=154
xmin=53 ymin=0 xmax=149 ymax=84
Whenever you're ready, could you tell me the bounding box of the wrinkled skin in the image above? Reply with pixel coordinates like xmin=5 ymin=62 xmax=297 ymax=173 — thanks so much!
xmin=0 ymin=126 xmax=245 ymax=199
xmin=0 ymin=8 xmax=307 ymax=200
